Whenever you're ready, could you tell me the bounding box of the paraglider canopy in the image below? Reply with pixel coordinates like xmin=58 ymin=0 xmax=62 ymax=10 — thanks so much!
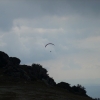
xmin=45 ymin=43 xmax=55 ymax=47
xmin=45 ymin=43 xmax=55 ymax=52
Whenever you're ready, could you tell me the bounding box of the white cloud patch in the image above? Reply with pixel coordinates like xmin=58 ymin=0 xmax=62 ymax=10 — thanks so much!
xmin=41 ymin=54 xmax=100 ymax=85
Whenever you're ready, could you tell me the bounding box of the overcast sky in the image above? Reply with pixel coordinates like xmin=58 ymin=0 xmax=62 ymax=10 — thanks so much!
xmin=0 ymin=0 xmax=100 ymax=98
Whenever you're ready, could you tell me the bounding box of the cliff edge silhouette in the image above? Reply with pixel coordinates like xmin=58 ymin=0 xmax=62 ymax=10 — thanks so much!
xmin=0 ymin=51 xmax=94 ymax=100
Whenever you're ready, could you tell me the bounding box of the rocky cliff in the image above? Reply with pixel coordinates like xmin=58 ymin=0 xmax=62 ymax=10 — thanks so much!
xmin=0 ymin=51 xmax=93 ymax=100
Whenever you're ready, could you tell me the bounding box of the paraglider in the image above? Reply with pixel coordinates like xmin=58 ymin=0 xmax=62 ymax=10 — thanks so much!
xmin=45 ymin=43 xmax=55 ymax=52
xmin=45 ymin=43 xmax=55 ymax=47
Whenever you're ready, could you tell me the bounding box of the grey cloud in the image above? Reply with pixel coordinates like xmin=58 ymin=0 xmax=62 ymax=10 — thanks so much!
xmin=0 ymin=0 xmax=100 ymax=31
xmin=66 ymin=0 xmax=100 ymax=18
xmin=0 ymin=0 xmax=44 ymax=31
xmin=0 ymin=1 xmax=100 ymax=93
xmin=0 ymin=29 xmax=57 ymax=64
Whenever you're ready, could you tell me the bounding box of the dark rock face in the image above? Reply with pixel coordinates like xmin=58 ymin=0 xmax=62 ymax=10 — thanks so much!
xmin=3 ymin=65 xmax=31 ymax=82
xmin=0 ymin=51 xmax=9 ymax=68
xmin=46 ymin=76 xmax=56 ymax=86
xmin=31 ymin=64 xmax=48 ymax=80
xmin=20 ymin=64 xmax=56 ymax=86
xmin=0 ymin=51 xmax=56 ymax=86
xmin=9 ymin=57 xmax=21 ymax=65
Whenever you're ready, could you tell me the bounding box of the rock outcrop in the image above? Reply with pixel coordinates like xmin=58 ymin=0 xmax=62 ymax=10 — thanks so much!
xmin=0 ymin=51 xmax=56 ymax=86
xmin=9 ymin=57 xmax=21 ymax=65
xmin=0 ymin=51 xmax=9 ymax=68
xmin=0 ymin=51 xmax=93 ymax=99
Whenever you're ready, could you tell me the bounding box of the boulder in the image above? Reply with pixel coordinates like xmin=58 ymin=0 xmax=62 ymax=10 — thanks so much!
xmin=0 ymin=51 xmax=9 ymax=68
xmin=9 ymin=57 xmax=21 ymax=65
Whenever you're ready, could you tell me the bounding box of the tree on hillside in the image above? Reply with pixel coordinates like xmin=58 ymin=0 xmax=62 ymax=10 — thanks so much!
xmin=57 ymin=82 xmax=72 ymax=91
xmin=72 ymin=84 xmax=86 ymax=96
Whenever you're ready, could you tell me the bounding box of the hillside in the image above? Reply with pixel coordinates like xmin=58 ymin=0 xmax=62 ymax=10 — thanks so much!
xmin=0 ymin=81 xmax=93 ymax=100
xmin=0 ymin=51 xmax=93 ymax=100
